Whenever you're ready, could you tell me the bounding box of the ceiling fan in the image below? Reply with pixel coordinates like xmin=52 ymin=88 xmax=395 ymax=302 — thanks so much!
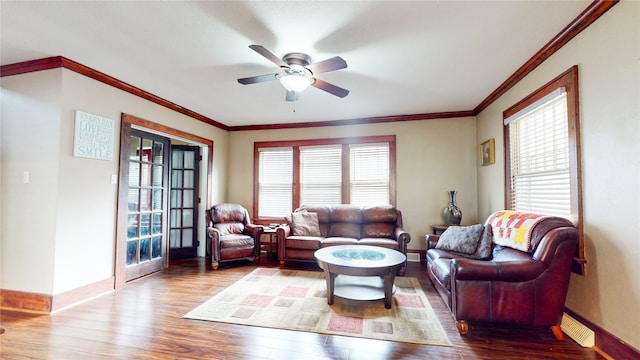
xmin=237 ymin=44 xmax=349 ymax=102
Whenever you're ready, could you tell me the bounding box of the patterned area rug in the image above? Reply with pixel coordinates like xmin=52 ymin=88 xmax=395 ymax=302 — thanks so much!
xmin=183 ymin=268 xmax=451 ymax=346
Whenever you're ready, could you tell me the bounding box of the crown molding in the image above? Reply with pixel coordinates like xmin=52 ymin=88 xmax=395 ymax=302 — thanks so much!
xmin=474 ymin=0 xmax=618 ymax=114
xmin=1 ymin=0 xmax=619 ymax=130
xmin=229 ymin=111 xmax=475 ymax=131
xmin=1 ymin=56 xmax=230 ymax=131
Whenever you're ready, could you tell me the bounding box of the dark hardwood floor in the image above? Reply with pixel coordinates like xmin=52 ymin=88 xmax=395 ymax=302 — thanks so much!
xmin=0 ymin=255 xmax=604 ymax=360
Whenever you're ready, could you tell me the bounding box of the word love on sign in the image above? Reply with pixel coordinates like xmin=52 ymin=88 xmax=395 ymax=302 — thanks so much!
xmin=73 ymin=111 xmax=114 ymax=161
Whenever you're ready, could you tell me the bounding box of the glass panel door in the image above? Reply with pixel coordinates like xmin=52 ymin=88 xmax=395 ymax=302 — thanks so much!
xmin=169 ymin=145 xmax=200 ymax=259
xmin=125 ymin=129 xmax=169 ymax=281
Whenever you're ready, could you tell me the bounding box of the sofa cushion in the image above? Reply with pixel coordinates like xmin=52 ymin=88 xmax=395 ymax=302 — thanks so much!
xmin=211 ymin=203 xmax=247 ymax=223
xmin=284 ymin=236 xmax=323 ymax=250
xmin=329 ymin=222 xmax=361 ymax=239
xmin=362 ymin=205 xmax=397 ymax=223
xmin=321 ymin=237 xmax=358 ymax=247
xmin=363 ymin=223 xmax=395 ymax=238
xmin=214 ymin=222 xmax=245 ymax=236
xmin=330 ymin=205 xmax=363 ymax=223
xmin=219 ymin=234 xmax=254 ymax=248
xmin=290 ymin=211 xmax=321 ymax=236
xmin=359 ymin=238 xmax=398 ymax=250
xmin=436 ymin=224 xmax=484 ymax=254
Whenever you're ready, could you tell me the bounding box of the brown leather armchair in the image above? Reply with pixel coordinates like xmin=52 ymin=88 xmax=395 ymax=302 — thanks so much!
xmin=426 ymin=212 xmax=578 ymax=339
xmin=207 ymin=203 xmax=263 ymax=270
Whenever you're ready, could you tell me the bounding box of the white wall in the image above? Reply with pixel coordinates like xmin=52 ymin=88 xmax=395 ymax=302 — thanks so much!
xmin=1 ymin=68 xmax=229 ymax=295
xmin=227 ymin=116 xmax=479 ymax=251
xmin=476 ymin=2 xmax=639 ymax=349
xmin=1 ymin=69 xmax=62 ymax=293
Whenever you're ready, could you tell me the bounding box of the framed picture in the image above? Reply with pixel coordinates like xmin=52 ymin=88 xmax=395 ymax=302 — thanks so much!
xmin=481 ymin=138 xmax=495 ymax=166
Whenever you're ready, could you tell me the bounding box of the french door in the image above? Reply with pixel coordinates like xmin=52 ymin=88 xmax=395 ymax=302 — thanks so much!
xmin=169 ymin=145 xmax=200 ymax=259
xmin=125 ymin=129 xmax=170 ymax=281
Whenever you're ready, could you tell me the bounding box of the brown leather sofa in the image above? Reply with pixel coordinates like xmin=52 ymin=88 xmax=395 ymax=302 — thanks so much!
xmin=207 ymin=203 xmax=263 ymax=270
xmin=276 ymin=205 xmax=411 ymax=275
xmin=426 ymin=212 xmax=578 ymax=339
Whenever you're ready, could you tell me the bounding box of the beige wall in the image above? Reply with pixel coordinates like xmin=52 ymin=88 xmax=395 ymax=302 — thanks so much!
xmin=1 ymin=1 xmax=637 ymax=350
xmin=1 ymin=68 xmax=229 ymax=295
xmin=227 ymin=117 xmax=479 ymax=251
xmin=476 ymin=2 xmax=639 ymax=349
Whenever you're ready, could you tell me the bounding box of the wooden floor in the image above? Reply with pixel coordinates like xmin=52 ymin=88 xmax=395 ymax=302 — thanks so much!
xmin=0 ymin=255 xmax=604 ymax=360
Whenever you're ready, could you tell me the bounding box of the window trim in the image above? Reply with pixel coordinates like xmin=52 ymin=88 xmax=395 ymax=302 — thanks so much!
xmin=503 ymin=65 xmax=585 ymax=274
xmin=253 ymin=135 xmax=396 ymax=222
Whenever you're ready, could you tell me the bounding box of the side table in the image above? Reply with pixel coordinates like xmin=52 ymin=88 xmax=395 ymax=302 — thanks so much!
xmin=261 ymin=227 xmax=279 ymax=258
xmin=431 ymin=224 xmax=450 ymax=235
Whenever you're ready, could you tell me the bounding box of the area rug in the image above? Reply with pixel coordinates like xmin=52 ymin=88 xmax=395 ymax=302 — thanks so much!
xmin=183 ymin=268 xmax=451 ymax=346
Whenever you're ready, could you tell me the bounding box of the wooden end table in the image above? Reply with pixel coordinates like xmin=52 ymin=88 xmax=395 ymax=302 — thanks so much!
xmin=431 ymin=224 xmax=450 ymax=235
xmin=261 ymin=227 xmax=278 ymax=257
xmin=314 ymin=245 xmax=406 ymax=309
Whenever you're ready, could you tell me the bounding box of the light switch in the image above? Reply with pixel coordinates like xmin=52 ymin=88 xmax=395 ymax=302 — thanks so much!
xmin=110 ymin=174 xmax=118 ymax=184
xmin=22 ymin=171 xmax=29 ymax=184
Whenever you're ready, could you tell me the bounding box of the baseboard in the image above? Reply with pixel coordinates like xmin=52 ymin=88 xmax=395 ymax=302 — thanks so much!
xmin=1 ymin=277 xmax=114 ymax=313
xmin=564 ymin=308 xmax=640 ymax=360
xmin=0 ymin=289 xmax=51 ymax=313
xmin=407 ymin=249 xmax=426 ymax=262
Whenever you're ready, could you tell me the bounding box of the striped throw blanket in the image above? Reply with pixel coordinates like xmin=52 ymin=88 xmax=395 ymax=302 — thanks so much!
xmin=485 ymin=211 xmax=552 ymax=252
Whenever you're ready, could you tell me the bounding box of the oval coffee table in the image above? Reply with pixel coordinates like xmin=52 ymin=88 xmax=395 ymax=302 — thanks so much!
xmin=314 ymin=245 xmax=406 ymax=309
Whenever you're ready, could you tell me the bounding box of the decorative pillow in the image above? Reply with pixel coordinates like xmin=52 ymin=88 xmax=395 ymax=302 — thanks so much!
xmin=290 ymin=211 xmax=321 ymax=236
xmin=466 ymin=224 xmax=493 ymax=260
xmin=435 ymin=224 xmax=484 ymax=255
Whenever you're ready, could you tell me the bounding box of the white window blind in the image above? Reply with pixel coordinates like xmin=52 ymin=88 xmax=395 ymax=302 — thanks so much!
xmin=258 ymin=147 xmax=292 ymax=218
xmin=350 ymin=143 xmax=390 ymax=205
xmin=300 ymin=145 xmax=342 ymax=206
xmin=508 ymin=91 xmax=570 ymax=218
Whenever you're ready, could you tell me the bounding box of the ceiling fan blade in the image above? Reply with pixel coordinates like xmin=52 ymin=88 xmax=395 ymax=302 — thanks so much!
xmin=285 ymin=90 xmax=298 ymax=102
xmin=311 ymin=78 xmax=349 ymax=98
xmin=306 ymin=56 xmax=347 ymax=75
xmin=237 ymin=73 xmax=278 ymax=85
xmin=249 ymin=45 xmax=289 ymax=68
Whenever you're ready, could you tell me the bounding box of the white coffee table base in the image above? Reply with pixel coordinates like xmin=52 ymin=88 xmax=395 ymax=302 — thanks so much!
xmin=332 ymin=275 xmax=397 ymax=301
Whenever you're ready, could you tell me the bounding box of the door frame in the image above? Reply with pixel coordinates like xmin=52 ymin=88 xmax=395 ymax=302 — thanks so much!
xmin=169 ymin=144 xmax=201 ymax=260
xmin=115 ymin=113 xmax=214 ymax=289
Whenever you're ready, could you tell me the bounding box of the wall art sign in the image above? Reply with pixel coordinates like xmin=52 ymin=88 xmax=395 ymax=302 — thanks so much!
xmin=73 ymin=110 xmax=114 ymax=160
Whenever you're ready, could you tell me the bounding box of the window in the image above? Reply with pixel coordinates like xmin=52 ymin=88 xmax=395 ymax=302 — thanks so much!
xmin=254 ymin=136 xmax=395 ymax=219
xmin=503 ymin=65 xmax=584 ymax=274
xmin=300 ymin=145 xmax=342 ymax=205
xmin=257 ymin=147 xmax=293 ymax=218
xmin=350 ymin=143 xmax=390 ymax=206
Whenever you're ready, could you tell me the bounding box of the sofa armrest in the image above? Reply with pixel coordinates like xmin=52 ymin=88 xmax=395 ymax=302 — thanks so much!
xmin=207 ymin=226 xmax=220 ymax=240
xmin=425 ymin=234 xmax=440 ymax=249
xmin=451 ymin=258 xmax=547 ymax=282
xmin=394 ymin=227 xmax=411 ymax=245
xmin=276 ymin=225 xmax=291 ymax=261
xmin=245 ymin=223 xmax=264 ymax=238
xmin=276 ymin=224 xmax=291 ymax=239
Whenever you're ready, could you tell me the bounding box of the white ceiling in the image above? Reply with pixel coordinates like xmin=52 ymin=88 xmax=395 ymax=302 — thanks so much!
xmin=1 ymin=1 xmax=590 ymax=127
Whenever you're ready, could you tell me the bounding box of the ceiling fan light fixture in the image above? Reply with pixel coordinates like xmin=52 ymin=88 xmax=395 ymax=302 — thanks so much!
xmin=279 ymin=73 xmax=313 ymax=93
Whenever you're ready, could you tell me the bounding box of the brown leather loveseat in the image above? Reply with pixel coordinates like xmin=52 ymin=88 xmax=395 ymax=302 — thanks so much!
xmin=277 ymin=204 xmax=411 ymax=275
xmin=426 ymin=211 xmax=578 ymax=339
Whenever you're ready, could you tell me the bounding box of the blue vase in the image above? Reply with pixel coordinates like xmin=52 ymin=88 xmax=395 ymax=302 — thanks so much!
xmin=443 ymin=190 xmax=462 ymax=225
